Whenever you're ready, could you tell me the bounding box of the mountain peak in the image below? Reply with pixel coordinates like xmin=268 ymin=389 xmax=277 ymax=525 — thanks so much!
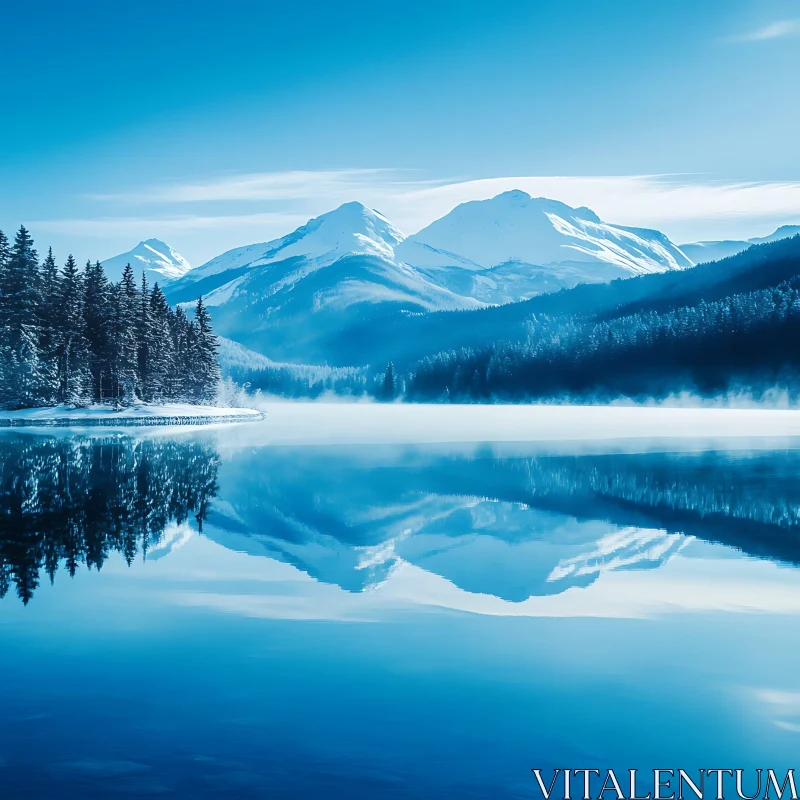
xmin=494 ymin=189 xmax=531 ymax=202
xmin=251 ymin=201 xmax=405 ymax=266
xmin=101 ymin=239 xmax=192 ymax=284
xmin=396 ymin=191 xmax=690 ymax=274
xmin=141 ymin=237 xmax=172 ymax=249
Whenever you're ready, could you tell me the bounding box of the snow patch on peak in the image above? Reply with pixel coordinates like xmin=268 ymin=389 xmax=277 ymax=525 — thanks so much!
xmin=250 ymin=201 xmax=405 ymax=267
xmin=186 ymin=202 xmax=406 ymax=282
xmin=396 ymin=191 xmax=691 ymax=275
xmin=102 ymin=239 xmax=192 ymax=284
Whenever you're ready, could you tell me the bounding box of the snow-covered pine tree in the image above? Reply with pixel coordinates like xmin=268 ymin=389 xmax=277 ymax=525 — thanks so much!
xmin=0 ymin=229 xmax=11 ymax=407
xmin=191 ymin=297 xmax=220 ymax=404
xmin=0 ymin=227 xmax=49 ymax=408
xmin=147 ymin=283 xmax=176 ymax=402
xmin=171 ymin=305 xmax=192 ymax=401
xmin=137 ymin=271 xmax=152 ymax=399
xmin=4 ymin=226 xmax=39 ymax=328
xmin=83 ymin=260 xmax=113 ymax=401
xmin=113 ymin=264 xmax=140 ymax=405
xmin=58 ymin=255 xmax=92 ymax=406
xmin=36 ymin=247 xmax=61 ymax=405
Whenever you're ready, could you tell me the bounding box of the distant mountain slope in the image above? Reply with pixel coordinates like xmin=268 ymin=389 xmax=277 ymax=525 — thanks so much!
xmin=680 ymin=224 xmax=800 ymax=265
xmin=201 ymin=253 xmax=478 ymax=365
xmin=407 ymin=235 xmax=800 ymax=401
xmin=101 ymin=238 xmax=192 ymax=284
xmin=328 ymin=234 xmax=800 ymax=370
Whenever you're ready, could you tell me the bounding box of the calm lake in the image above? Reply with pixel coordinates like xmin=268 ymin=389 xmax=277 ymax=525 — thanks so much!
xmin=2 ymin=413 xmax=800 ymax=798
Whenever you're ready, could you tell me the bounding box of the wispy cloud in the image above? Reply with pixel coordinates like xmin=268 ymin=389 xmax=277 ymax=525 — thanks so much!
xmin=86 ymin=169 xmax=433 ymax=204
xmin=729 ymin=18 xmax=800 ymax=42
xmin=76 ymin=171 xmax=800 ymax=240
xmin=401 ymin=176 xmax=800 ymax=240
xmin=31 ymin=211 xmax=308 ymax=237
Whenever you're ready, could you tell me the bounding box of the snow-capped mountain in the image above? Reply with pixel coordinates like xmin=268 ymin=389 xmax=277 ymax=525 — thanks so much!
xmin=395 ymin=190 xmax=692 ymax=276
xmin=163 ymin=192 xmax=694 ymax=363
xmin=187 ymin=201 xmax=404 ymax=281
xmin=164 ymin=202 xmax=480 ymax=363
xmin=101 ymin=238 xmax=192 ymax=284
xmin=680 ymin=224 xmax=800 ymax=265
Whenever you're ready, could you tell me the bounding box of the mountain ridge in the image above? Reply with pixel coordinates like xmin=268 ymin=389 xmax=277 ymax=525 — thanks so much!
xmin=163 ymin=192 xmax=695 ymax=363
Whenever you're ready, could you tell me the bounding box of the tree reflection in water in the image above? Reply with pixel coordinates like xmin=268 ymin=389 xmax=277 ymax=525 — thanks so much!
xmin=0 ymin=434 xmax=219 ymax=604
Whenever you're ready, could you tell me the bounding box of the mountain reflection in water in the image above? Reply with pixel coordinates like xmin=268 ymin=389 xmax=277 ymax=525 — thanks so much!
xmin=3 ymin=433 xmax=800 ymax=605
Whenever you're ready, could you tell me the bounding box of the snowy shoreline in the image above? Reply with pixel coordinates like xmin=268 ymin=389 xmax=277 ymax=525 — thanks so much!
xmin=0 ymin=404 xmax=264 ymax=428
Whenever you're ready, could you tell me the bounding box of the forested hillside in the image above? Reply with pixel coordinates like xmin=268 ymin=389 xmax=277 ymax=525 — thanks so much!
xmin=307 ymin=236 xmax=800 ymax=372
xmin=405 ymin=236 xmax=800 ymax=401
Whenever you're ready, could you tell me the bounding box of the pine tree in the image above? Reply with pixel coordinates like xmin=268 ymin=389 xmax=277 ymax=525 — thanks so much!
xmin=0 ymin=227 xmax=46 ymax=408
xmin=112 ymin=264 xmax=140 ymax=405
xmin=147 ymin=284 xmax=176 ymax=402
xmin=4 ymin=226 xmax=39 ymax=327
xmin=0 ymin=229 xmax=10 ymax=316
xmin=0 ymin=230 xmax=11 ymax=407
xmin=58 ymin=255 xmax=92 ymax=406
xmin=190 ymin=297 xmax=220 ymax=403
xmin=171 ymin=305 xmax=192 ymax=400
xmin=137 ymin=272 xmax=152 ymax=399
xmin=84 ymin=260 xmax=113 ymax=401
xmin=36 ymin=248 xmax=61 ymax=405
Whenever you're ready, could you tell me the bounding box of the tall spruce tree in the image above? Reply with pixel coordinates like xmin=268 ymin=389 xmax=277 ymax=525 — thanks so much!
xmin=190 ymin=297 xmax=220 ymax=403
xmin=113 ymin=264 xmax=140 ymax=405
xmin=83 ymin=260 xmax=113 ymax=401
xmin=1 ymin=227 xmax=47 ymax=408
xmin=0 ymin=228 xmax=10 ymax=306
xmin=36 ymin=248 xmax=61 ymax=405
xmin=58 ymin=255 xmax=92 ymax=406
xmin=137 ymin=272 xmax=152 ymax=399
xmin=0 ymin=230 xmax=11 ymax=407
xmin=147 ymin=284 xmax=175 ymax=402
xmin=171 ymin=305 xmax=192 ymax=400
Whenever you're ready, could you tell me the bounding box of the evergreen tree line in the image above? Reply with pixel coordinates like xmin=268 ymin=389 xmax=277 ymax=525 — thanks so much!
xmin=225 ymin=361 xmax=370 ymax=399
xmin=224 ymin=360 xmax=406 ymax=400
xmin=406 ymin=278 xmax=800 ymax=402
xmin=0 ymin=226 xmax=221 ymax=409
xmin=0 ymin=435 xmax=219 ymax=604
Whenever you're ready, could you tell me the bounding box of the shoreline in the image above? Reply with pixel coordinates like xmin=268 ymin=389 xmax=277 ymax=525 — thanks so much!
xmin=0 ymin=404 xmax=264 ymax=428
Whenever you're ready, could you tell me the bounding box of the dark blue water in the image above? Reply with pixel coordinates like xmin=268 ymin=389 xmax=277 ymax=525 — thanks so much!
xmin=2 ymin=429 xmax=800 ymax=798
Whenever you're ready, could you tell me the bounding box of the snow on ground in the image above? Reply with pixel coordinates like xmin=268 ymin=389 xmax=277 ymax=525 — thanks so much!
xmin=0 ymin=404 xmax=262 ymax=427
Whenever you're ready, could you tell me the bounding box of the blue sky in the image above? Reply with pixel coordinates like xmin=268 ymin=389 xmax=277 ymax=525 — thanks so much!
xmin=2 ymin=0 xmax=800 ymax=266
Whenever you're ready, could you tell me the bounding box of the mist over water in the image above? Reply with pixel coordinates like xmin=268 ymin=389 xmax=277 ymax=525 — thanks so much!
xmin=3 ymin=422 xmax=800 ymax=797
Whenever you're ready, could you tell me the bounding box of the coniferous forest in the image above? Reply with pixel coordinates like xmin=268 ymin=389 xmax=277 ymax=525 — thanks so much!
xmin=0 ymin=226 xmax=220 ymax=410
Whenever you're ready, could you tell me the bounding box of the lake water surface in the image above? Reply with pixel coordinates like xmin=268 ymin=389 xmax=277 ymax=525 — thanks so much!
xmin=3 ymin=413 xmax=800 ymax=798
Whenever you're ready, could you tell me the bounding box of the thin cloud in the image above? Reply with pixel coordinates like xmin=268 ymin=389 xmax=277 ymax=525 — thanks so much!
xmin=86 ymin=169 xmax=433 ymax=204
xmin=728 ymin=18 xmax=800 ymax=42
xmin=31 ymin=211 xmax=308 ymax=237
xmin=386 ymin=176 xmax=800 ymax=242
